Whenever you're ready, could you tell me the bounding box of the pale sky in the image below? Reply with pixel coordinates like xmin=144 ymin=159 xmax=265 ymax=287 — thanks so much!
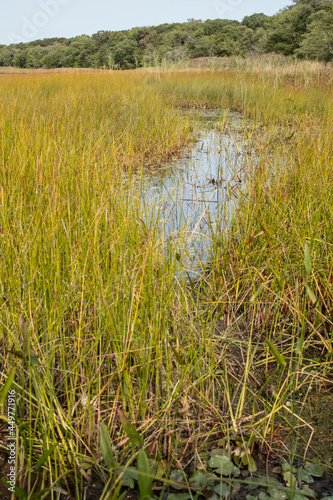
xmin=0 ymin=0 xmax=293 ymax=45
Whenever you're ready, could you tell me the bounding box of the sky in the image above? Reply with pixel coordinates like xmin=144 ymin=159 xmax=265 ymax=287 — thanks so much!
xmin=0 ymin=0 xmax=293 ymax=45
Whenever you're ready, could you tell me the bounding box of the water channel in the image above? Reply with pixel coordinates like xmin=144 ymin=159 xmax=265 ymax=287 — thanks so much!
xmin=139 ymin=110 xmax=255 ymax=278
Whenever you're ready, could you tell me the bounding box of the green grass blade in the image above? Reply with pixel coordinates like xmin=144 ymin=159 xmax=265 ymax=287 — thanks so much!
xmin=118 ymin=409 xmax=143 ymax=446
xmin=249 ymin=284 xmax=264 ymax=304
xmin=265 ymin=339 xmax=286 ymax=368
xmin=99 ymin=422 xmax=117 ymax=469
xmin=137 ymin=449 xmax=154 ymax=500
xmin=304 ymin=239 xmax=312 ymax=277
xmin=306 ymin=285 xmax=318 ymax=306
xmin=0 ymin=367 xmax=16 ymax=411
xmin=35 ymin=444 xmax=58 ymax=471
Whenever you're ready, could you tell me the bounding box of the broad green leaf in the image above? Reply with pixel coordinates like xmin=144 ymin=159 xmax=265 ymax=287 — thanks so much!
xmin=137 ymin=449 xmax=153 ymax=500
xmin=215 ymin=461 xmax=234 ymax=476
xmin=35 ymin=444 xmax=58 ymax=470
xmin=246 ymin=476 xmax=265 ymax=489
xmin=214 ymin=481 xmax=240 ymax=497
xmin=233 ymin=482 xmax=241 ymax=493
xmin=117 ymin=409 xmax=143 ymax=446
xmin=267 ymin=486 xmax=288 ymax=499
xmin=266 ymin=339 xmax=286 ymax=368
xmin=119 ymin=472 xmax=135 ymax=489
xmin=120 ymin=466 xmax=139 ymax=481
xmin=298 ymin=468 xmax=314 ymax=484
xmin=99 ymin=422 xmax=116 ymax=469
xmin=210 ymin=455 xmax=235 ymax=475
xmin=304 ymin=463 xmax=324 ymax=478
xmin=297 ymin=488 xmax=316 ymax=498
xmin=0 ymin=367 xmax=16 ymax=410
xmin=266 ymin=477 xmax=281 ymax=488
xmin=208 ymin=455 xmax=231 ymax=469
xmin=169 ymin=470 xmax=185 ymax=490
xmin=304 ymin=240 xmax=312 ymax=276
xmin=1 ymin=478 xmax=28 ymax=499
xmin=213 ymin=482 xmax=229 ymax=497
xmin=189 ymin=470 xmax=217 ymax=489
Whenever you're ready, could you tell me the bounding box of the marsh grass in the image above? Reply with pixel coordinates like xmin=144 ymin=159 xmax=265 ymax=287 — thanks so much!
xmin=0 ymin=65 xmax=332 ymax=498
xmin=148 ymin=53 xmax=332 ymax=78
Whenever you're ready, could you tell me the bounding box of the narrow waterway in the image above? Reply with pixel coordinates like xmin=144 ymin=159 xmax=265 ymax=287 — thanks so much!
xmin=139 ymin=110 xmax=254 ymax=277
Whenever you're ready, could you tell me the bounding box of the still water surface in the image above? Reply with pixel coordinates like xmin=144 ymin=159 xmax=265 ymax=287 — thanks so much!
xmin=139 ymin=110 xmax=253 ymax=277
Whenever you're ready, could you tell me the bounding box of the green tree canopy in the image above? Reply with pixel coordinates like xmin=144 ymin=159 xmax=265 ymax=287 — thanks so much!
xmin=112 ymin=39 xmax=138 ymax=69
xmin=0 ymin=1 xmax=332 ymax=70
xmin=297 ymin=2 xmax=333 ymax=60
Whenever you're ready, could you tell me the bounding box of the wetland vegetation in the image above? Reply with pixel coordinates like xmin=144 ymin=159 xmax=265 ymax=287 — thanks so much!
xmin=0 ymin=61 xmax=333 ymax=499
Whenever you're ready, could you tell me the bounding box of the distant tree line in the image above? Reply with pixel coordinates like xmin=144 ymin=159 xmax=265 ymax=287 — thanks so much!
xmin=0 ymin=0 xmax=332 ymax=70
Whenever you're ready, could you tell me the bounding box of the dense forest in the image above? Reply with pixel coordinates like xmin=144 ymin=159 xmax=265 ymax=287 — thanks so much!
xmin=0 ymin=0 xmax=332 ymax=69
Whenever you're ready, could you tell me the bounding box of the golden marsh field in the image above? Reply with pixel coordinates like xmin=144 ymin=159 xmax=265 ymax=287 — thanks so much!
xmin=0 ymin=62 xmax=333 ymax=499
